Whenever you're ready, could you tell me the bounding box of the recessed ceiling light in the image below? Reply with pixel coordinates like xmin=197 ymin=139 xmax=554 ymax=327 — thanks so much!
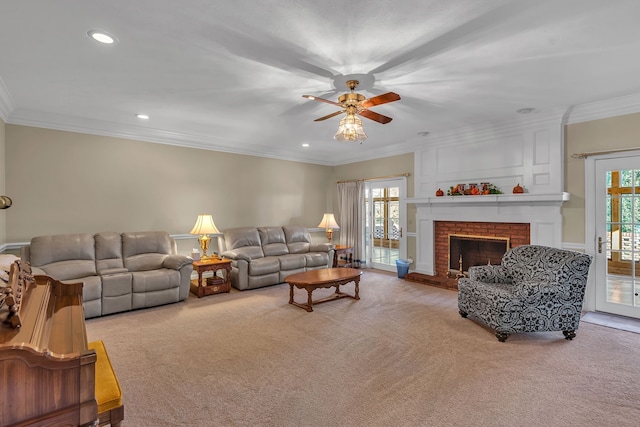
xmin=136 ymin=114 xmax=149 ymax=120
xmin=302 ymin=143 xmax=310 ymax=147
xmin=516 ymin=107 xmax=535 ymax=114
xmin=87 ymin=30 xmax=117 ymax=44
xmin=417 ymin=131 xmax=430 ymax=136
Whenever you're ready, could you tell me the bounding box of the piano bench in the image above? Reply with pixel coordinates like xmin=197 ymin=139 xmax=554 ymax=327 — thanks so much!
xmin=88 ymin=340 xmax=125 ymax=427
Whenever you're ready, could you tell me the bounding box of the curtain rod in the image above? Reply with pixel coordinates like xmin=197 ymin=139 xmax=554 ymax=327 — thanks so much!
xmin=572 ymin=147 xmax=640 ymax=159
xmin=336 ymin=173 xmax=410 ymax=184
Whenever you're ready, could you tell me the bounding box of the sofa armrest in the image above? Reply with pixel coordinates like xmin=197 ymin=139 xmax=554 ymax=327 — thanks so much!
xmin=98 ymin=267 xmax=129 ymax=276
xmin=309 ymin=243 xmax=332 ymax=253
xmin=513 ymin=280 xmax=569 ymax=300
xmin=163 ymin=255 xmax=193 ymax=270
xmin=468 ymin=265 xmax=513 ymax=283
xmin=30 ymin=266 xmax=47 ymax=276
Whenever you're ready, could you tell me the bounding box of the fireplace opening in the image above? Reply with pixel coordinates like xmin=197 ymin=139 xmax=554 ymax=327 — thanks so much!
xmin=448 ymin=234 xmax=510 ymax=275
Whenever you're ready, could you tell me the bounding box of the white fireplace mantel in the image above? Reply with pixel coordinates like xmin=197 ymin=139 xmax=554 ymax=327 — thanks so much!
xmin=406 ymin=192 xmax=571 ymax=276
xmin=406 ymin=192 xmax=570 ymax=207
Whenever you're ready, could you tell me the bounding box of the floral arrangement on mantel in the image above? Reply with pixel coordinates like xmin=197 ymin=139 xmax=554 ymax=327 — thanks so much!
xmin=438 ymin=182 xmax=503 ymax=196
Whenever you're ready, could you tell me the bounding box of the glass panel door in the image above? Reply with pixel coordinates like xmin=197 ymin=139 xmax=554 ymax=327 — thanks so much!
xmin=595 ymin=157 xmax=640 ymax=318
xmin=365 ymin=178 xmax=406 ymax=272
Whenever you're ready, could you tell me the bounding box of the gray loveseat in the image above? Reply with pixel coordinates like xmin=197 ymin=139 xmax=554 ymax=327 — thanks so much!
xmin=218 ymin=226 xmax=334 ymax=290
xmin=21 ymin=231 xmax=193 ymax=319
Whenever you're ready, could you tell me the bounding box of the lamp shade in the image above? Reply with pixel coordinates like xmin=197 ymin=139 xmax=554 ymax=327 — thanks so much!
xmin=317 ymin=213 xmax=340 ymax=229
xmin=189 ymin=214 xmax=221 ymax=235
xmin=334 ymin=114 xmax=367 ymax=142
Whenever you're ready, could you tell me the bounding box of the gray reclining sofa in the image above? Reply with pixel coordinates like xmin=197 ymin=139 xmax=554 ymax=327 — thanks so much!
xmin=218 ymin=226 xmax=334 ymax=290
xmin=21 ymin=231 xmax=193 ymax=318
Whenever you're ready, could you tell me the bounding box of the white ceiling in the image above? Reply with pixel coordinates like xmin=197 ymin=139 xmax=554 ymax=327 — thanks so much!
xmin=2 ymin=0 xmax=640 ymax=166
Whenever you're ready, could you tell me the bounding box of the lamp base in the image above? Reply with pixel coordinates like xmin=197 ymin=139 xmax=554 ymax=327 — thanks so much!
xmin=198 ymin=234 xmax=211 ymax=259
xmin=326 ymin=229 xmax=333 ymax=243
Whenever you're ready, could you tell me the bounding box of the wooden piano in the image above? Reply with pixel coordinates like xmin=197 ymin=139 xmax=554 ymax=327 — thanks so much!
xmin=1 ymin=261 xmax=98 ymax=427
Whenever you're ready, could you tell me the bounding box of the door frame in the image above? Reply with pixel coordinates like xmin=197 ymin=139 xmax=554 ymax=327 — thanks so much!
xmin=364 ymin=177 xmax=407 ymax=272
xmin=584 ymin=149 xmax=640 ymax=313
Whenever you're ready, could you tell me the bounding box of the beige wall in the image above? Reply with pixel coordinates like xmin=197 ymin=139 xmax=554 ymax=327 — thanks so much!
xmin=333 ymin=153 xmax=414 ymax=196
xmin=5 ymin=125 xmax=333 ymax=254
xmin=333 ymin=153 xmax=416 ymax=262
xmin=0 ymin=118 xmax=5 ymax=245
xmin=7 ymin=109 xmax=638 ymax=255
xmin=564 ymin=112 xmax=640 ymax=245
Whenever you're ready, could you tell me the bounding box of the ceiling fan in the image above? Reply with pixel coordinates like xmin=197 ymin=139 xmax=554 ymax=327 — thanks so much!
xmin=302 ymin=80 xmax=400 ymax=142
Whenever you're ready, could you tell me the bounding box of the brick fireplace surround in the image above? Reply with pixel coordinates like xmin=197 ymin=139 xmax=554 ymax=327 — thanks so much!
xmin=431 ymin=221 xmax=530 ymax=290
xmin=407 ymin=193 xmax=569 ymax=291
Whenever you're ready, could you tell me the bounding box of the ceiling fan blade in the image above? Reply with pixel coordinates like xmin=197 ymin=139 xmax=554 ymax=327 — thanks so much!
xmin=358 ymin=109 xmax=393 ymax=124
xmin=314 ymin=110 xmax=344 ymax=121
xmin=360 ymin=92 xmax=401 ymax=108
xmin=302 ymin=95 xmax=342 ymax=107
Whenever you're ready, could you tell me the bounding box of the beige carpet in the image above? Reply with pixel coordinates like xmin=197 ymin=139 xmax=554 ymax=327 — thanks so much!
xmin=86 ymin=270 xmax=640 ymax=427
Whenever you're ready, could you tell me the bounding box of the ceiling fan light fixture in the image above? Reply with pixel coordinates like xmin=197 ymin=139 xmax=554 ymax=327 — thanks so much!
xmin=334 ymin=114 xmax=367 ymax=143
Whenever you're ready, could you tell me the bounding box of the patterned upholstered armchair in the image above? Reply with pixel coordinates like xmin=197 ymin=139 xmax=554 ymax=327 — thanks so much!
xmin=458 ymin=245 xmax=592 ymax=342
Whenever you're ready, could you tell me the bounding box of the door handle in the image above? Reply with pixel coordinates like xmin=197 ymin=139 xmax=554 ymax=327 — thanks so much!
xmin=598 ymin=237 xmax=603 ymax=254
xmin=400 ymin=227 xmax=403 ymax=238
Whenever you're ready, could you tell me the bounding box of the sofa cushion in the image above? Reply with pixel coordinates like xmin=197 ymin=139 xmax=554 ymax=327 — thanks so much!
xmin=279 ymin=254 xmax=306 ymax=270
xmin=122 ymin=232 xmax=172 ymax=271
xmin=30 ymin=233 xmax=96 ymax=276
xmin=258 ymin=227 xmax=289 ymax=256
xmin=283 ymin=226 xmax=311 ymax=254
xmin=95 ymin=232 xmax=124 ymax=271
xmin=122 ymin=231 xmax=172 ymax=257
xmin=248 ymin=257 xmax=280 ymax=276
xmin=131 ymin=269 xmax=180 ymax=293
xmin=224 ymin=227 xmax=262 ymax=250
xmin=41 ymin=260 xmax=98 ymax=281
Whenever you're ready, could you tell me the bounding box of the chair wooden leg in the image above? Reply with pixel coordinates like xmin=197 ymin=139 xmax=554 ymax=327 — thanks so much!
xmin=496 ymin=331 xmax=510 ymax=342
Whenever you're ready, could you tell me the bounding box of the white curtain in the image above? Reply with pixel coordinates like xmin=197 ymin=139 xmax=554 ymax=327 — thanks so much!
xmin=337 ymin=181 xmax=365 ymax=267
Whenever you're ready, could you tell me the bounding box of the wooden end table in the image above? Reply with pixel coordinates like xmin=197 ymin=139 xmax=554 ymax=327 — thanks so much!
xmin=190 ymin=258 xmax=232 ymax=297
xmin=285 ymin=268 xmax=362 ymax=312
xmin=333 ymin=245 xmax=353 ymax=267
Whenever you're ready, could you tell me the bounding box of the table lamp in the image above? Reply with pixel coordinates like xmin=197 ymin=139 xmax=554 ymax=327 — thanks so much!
xmin=317 ymin=213 xmax=340 ymax=243
xmin=189 ymin=214 xmax=221 ymax=260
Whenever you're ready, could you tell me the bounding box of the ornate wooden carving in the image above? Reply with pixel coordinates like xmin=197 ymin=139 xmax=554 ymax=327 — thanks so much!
xmin=1 ymin=261 xmax=98 ymax=426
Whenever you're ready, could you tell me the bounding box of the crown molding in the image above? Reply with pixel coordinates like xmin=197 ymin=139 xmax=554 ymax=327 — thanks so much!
xmin=6 ymin=110 xmax=338 ymax=166
xmin=5 ymin=91 xmax=640 ymax=166
xmin=7 ymin=108 xmax=422 ymax=167
xmin=565 ymin=92 xmax=640 ymax=124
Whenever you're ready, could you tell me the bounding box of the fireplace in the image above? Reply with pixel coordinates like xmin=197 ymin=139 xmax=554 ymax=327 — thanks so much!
xmin=427 ymin=221 xmax=530 ymax=289
xmin=448 ymin=234 xmax=510 ymax=275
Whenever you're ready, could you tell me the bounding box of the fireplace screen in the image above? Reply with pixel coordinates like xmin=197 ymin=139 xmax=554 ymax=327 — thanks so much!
xmin=448 ymin=234 xmax=510 ymax=274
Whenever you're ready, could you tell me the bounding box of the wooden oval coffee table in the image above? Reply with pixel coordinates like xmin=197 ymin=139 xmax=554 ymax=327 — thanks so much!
xmin=285 ymin=268 xmax=362 ymax=312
